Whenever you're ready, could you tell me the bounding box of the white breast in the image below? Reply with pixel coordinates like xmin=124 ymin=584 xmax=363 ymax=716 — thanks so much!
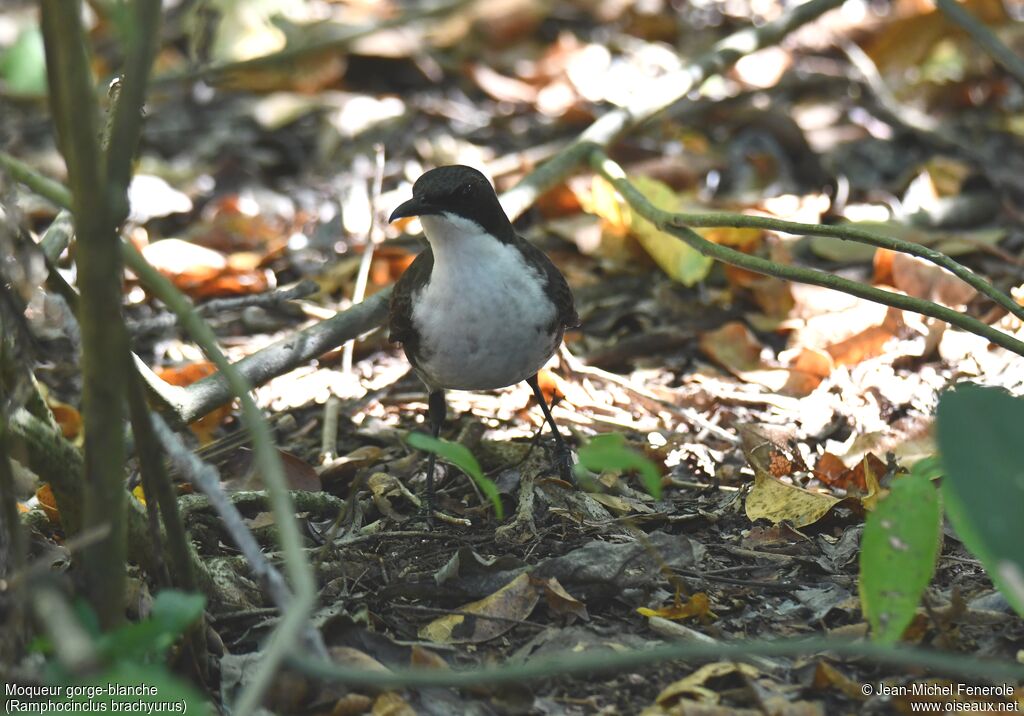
xmin=411 ymin=213 xmax=559 ymax=391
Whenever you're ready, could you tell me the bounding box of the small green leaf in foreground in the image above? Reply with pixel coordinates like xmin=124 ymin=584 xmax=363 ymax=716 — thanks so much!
xmin=97 ymin=590 xmax=206 ymax=662
xmin=407 ymin=433 xmax=503 ymax=519
xmin=577 ymin=433 xmax=663 ymax=499
xmin=937 ymin=383 xmax=1024 ymax=618
xmin=859 ymin=466 xmax=941 ymax=644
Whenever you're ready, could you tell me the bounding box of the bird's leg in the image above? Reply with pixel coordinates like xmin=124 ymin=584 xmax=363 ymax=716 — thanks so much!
xmin=424 ymin=389 xmax=446 ymax=524
xmin=526 ymin=374 xmax=575 ymax=484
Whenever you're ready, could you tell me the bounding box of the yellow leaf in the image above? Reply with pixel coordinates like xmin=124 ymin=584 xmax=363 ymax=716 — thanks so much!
xmin=418 ymin=573 xmax=539 ymax=644
xmin=581 ymin=176 xmax=713 ymax=286
xmin=655 ymin=662 xmax=760 ymax=706
xmin=745 ymin=470 xmax=840 ymax=527
xmin=584 ymin=176 xmax=629 ymax=236
xmin=637 ymin=592 xmax=716 ymax=622
xmin=860 ymin=456 xmax=887 ymax=511
xmin=628 ymin=176 xmax=712 ymax=286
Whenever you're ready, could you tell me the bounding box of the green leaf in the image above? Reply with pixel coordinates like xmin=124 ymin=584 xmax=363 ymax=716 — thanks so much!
xmin=937 ymin=383 xmax=1024 ymax=617
xmin=628 ymin=177 xmax=713 ymax=287
xmin=0 ymin=26 xmax=48 ymax=98
xmin=67 ymin=662 xmax=212 ymax=715
xmin=97 ymin=590 xmax=206 ymax=662
xmin=859 ymin=467 xmax=941 ymax=643
xmin=407 ymin=433 xmax=503 ymax=519
xmin=910 ymin=455 xmax=943 ymax=481
xmin=576 ymin=433 xmax=663 ymax=499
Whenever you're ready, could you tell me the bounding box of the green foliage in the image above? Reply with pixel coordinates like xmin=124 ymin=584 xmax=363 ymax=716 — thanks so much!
xmin=31 ymin=591 xmax=211 ymax=714
xmin=66 ymin=662 xmax=211 ymax=714
xmin=95 ymin=590 xmax=206 ymax=662
xmin=576 ymin=433 xmax=663 ymax=499
xmin=407 ymin=433 xmax=503 ymax=519
xmin=0 ymin=25 xmax=48 ymax=98
xmin=859 ymin=465 xmax=941 ymax=643
xmin=937 ymin=383 xmax=1024 ymax=617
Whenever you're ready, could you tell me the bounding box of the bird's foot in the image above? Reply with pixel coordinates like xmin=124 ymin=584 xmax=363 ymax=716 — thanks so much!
xmin=419 ymin=501 xmax=435 ymax=529
xmin=553 ymin=441 xmax=576 ymax=485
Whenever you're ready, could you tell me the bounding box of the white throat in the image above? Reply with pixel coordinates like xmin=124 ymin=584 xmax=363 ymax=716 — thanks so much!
xmin=410 ymin=212 xmax=559 ymax=391
xmin=419 ymin=212 xmax=492 ymax=258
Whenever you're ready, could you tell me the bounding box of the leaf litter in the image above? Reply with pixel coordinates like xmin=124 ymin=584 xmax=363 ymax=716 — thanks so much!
xmin=4 ymin=0 xmax=1024 ymax=712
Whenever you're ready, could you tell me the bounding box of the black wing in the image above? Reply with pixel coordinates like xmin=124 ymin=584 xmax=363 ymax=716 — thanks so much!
xmin=513 ymin=235 xmax=579 ymax=330
xmin=388 ymin=247 xmax=434 ymax=348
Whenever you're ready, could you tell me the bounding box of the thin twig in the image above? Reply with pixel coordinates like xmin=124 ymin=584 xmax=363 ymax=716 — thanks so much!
xmin=590 ymin=150 xmax=1024 ymax=358
xmin=126 ymin=280 xmax=319 ymax=336
xmin=38 ymin=210 xmax=75 ymax=264
xmin=670 ymin=198 xmax=1024 ymax=325
xmin=122 ymin=242 xmax=320 ymax=713
xmin=151 ymin=413 xmax=327 ymax=664
xmin=147 ymin=290 xmax=391 ymax=424
xmin=343 ymin=145 xmax=386 ymax=376
xmin=0 ymin=152 xmax=72 ymax=208
xmin=500 ymin=0 xmax=847 ymax=220
xmin=320 ymin=397 xmax=342 ymax=464
xmin=934 ymin=0 xmax=1024 ymax=88
xmin=289 ymin=635 xmax=1024 ymax=688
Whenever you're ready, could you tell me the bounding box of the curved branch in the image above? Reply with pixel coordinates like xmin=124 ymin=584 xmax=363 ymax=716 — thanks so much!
xmin=289 ymin=635 xmax=1024 ymax=688
xmin=590 ymin=150 xmax=1024 ymax=358
xmin=669 ymin=210 xmax=1024 ymax=324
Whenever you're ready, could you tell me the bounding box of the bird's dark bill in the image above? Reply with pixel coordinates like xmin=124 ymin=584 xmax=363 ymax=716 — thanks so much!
xmin=389 ymin=197 xmax=440 ymax=222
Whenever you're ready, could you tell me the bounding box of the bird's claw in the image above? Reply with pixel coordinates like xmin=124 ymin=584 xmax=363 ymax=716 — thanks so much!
xmin=554 ymin=443 xmax=576 ymax=485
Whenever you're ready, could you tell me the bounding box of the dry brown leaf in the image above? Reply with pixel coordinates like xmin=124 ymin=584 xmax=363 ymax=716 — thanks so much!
xmin=418 ymin=572 xmax=540 ymax=644
xmin=329 ymin=693 xmax=373 ymax=716
xmin=655 ymin=662 xmax=759 ymax=706
xmin=217 ymin=446 xmax=320 ymax=492
xmin=811 ymin=661 xmax=868 ymax=701
xmin=36 ymin=483 xmax=60 ymax=525
xmin=409 ymin=645 xmax=449 ymax=670
xmin=890 ymin=253 xmax=978 ymax=306
xmin=467 ymin=63 xmax=538 ymax=103
xmin=367 ymin=472 xmax=409 ymax=522
xmin=371 ymin=692 xmax=415 ymax=716
xmin=699 ymin=321 xmax=763 ymax=374
xmin=538 ymin=576 xmax=588 ymax=623
xmin=824 ymin=308 xmax=902 ymax=367
xmin=141 ymin=239 xmax=273 ymax=300
xmin=47 ymin=399 xmax=82 ymax=442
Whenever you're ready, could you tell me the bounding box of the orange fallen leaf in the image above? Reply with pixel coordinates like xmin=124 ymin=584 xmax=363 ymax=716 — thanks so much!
xmin=638 ymin=592 xmax=716 ymax=623
xmin=156 ymin=362 xmax=233 ymax=444
xmin=36 ymin=483 xmax=60 ymax=525
xmin=700 ymin=321 xmax=763 ymax=374
xmin=48 ymin=400 xmax=82 ymax=442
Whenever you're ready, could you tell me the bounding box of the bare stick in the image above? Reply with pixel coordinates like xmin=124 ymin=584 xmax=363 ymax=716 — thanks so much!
xmin=151 ymin=414 xmax=328 ymax=662
xmin=123 ymin=241 xmax=319 ymax=714
xmin=343 ymin=145 xmax=386 ymax=376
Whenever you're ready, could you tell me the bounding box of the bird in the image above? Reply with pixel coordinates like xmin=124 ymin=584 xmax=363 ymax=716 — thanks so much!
xmin=387 ymin=164 xmax=579 ymax=519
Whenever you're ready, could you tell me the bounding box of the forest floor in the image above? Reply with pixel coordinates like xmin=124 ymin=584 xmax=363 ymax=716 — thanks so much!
xmin=3 ymin=0 xmax=1024 ymax=713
